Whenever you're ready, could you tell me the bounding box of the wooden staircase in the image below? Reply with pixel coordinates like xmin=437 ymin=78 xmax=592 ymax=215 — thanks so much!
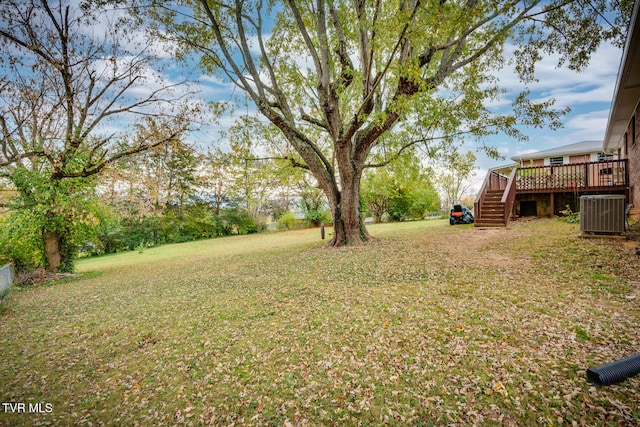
xmin=474 ymin=169 xmax=517 ymax=228
xmin=475 ymin=189 xmax=507 ymax=227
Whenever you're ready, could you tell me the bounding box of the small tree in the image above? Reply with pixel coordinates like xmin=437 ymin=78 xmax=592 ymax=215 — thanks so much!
xmin=101 ymin=136 xmax=201 ymax=213
xmin=298 ymin=176 xmax=331 ymax=227
xmin=436 ymin=150 xmax=478 ymax=209
xmin=225 ymin=122 xmax=283 ymax=219
xmin=1 ymin=170 xmax=106 ymax=272
xmin=201 ymin=149 xmax=234 ymax=216
xmin=362 ymin=151 xmax=440 ymax=222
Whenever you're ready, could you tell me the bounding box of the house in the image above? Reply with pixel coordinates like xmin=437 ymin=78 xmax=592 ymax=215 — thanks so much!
xmin=474 ymin=1 xmax=639 ymax=226
xmin=474 ymin=141 xmax=627 ymax=225
xmin=603 ymin=0 xmax=640 ymax=221
xmin=511 ymin=140 xmax=616 ymax=167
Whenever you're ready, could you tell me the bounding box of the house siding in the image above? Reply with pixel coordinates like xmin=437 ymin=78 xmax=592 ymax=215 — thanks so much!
xmin=570 ymin=154 xmax=591 ymax=163
xmin=628 ymin=103 xmax=640 ymax=219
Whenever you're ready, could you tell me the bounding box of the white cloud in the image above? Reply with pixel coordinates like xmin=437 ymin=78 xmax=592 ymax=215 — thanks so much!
xmin=484 ymin=42 xmax=622 ymax=113
xmin=536 ymin=84 xmax=615 ymax=109
xmin=495 ymin=42 xmax=621 ymax=93
xmin=563 ymin=109 xmax=610 ymax=140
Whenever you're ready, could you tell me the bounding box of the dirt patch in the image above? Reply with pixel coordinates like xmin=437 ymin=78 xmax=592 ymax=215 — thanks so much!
xmin=622 ymin=239 xmax=640 ymax=251
xmin=448 ymin=226 xmax=527 ymax=270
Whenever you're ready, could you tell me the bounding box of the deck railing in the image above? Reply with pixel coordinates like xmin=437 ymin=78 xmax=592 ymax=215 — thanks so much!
xmin=515 ymin=159 xmax=628 ymax=192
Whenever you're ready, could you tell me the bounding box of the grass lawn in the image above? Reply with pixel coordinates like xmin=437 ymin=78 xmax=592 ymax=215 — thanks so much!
xmin=1 ymin=219 xmax=639 ymax=426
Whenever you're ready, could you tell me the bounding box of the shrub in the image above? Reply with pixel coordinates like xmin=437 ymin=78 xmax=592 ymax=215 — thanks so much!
xmin=559 ymin=205 xmax=580 ymax=224
xmin=305 ymin=208 xmax=332 ymax=227
xmin=219 ymin=208 xmax=258 ymax=235
xmin=0 ymin=212 xmax=44 ymax=272
xmin=276 ymin=211 xmax=297 ymax=230
xmin=90 ymin=205 xmax=259 ymax=255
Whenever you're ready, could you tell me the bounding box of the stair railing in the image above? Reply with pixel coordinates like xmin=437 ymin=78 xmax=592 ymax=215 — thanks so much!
xmin=501 ymin=168 xmax=518 ymax=225
xmin=475 ymin=170 xmax=509 ymax=221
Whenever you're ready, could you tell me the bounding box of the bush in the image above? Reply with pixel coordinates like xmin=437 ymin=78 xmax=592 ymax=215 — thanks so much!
xmin=219 ymin=208 xmax=258 ymax=235
xmin=276 ymin=211 xmax=298 ymax=230
xmin=305 ymin=209 xmax=332 ymax=227
xmin=0 ymin=212 xmax=45 ymax=272
xmin=559 ymin=205 xmax=580 ymax=224
xmin=92 ymin=205 xmax=259 ymax=254
xmin=0 ymin=171 xmax=109 ymax=273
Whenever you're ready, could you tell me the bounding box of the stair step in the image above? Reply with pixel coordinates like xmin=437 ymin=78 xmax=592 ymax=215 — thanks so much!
xmin=476 ymin=217 xmax=505 ymax=222
xmin=482 ymin=197 xmax=502 ymax=203
xmin=475 ymin=184 xmax=509 ymax=227
xmin=475 ymin=221 xmax=506 ymax=227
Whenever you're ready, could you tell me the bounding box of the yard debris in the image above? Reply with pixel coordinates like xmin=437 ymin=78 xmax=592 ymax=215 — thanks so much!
xmin=15 ymin=268 xmax=81 ymax=286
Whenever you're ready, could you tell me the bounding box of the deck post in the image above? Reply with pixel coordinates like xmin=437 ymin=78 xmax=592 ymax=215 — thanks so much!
xmin=584 ymin=163 xmax=589 ymax=188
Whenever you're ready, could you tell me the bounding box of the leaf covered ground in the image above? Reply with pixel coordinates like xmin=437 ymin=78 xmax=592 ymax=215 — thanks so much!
xmin=1 ymin=219 xmax=639 ymax=426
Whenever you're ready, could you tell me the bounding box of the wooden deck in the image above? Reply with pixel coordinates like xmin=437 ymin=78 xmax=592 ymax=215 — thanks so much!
xmin=515 ymin=159 xmax=628 ymax=193
xmin=474 ymin=159 xmax=629 ymax=227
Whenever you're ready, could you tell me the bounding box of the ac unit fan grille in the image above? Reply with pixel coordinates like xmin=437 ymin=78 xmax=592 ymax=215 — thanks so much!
xmin=580 ymin=195 xmax=625 ymax=234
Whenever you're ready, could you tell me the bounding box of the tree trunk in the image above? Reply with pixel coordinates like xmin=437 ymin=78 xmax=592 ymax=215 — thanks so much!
xmin=43 ymin=230 xmax=62 ymax=273
xmin=327 ymin=170 xmax=371 ymax=246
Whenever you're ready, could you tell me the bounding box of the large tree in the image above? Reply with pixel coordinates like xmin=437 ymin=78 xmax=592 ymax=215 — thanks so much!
xmin=144 ymin=0 xmax=630 ymax=246
xmin=0 ymin=0 xmax=194 ymax=271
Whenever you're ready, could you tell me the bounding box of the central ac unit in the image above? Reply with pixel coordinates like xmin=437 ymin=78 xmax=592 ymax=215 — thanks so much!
xmin=580 ymin=195 xmax=625 ymax=234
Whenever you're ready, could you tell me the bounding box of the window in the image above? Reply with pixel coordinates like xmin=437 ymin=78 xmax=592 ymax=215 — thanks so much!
xmin=598 ymin=152 xmax=614 ymax=162
xmin=598 ymin=167 xmax=613 ymax=175
xmin=625 ymin=131 xmax=629 ymax=155
xmin=549 ymin=156 xmax=564 ymax=165
xmin=633 ymin=115 xmax=636 ymax=146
